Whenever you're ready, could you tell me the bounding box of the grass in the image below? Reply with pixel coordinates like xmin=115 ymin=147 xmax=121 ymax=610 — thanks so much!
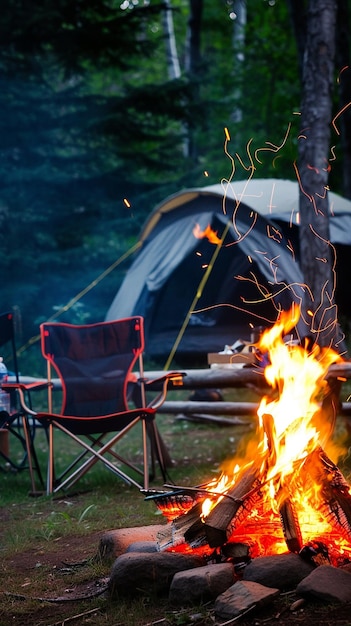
xmin=1 ymin=382 xmax=351 ymax=625
xmin=0 ymin=386 xmax=256 ymax=625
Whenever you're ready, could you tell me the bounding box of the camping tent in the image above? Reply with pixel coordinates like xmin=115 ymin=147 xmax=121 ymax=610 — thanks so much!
xmin=106 ymin=179 xmax=351 ymax=361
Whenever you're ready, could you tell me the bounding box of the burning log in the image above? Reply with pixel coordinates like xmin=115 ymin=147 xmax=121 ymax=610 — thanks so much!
xmin=155 ymin=444 xmax=351 ymax=560
xmin=279 ymin=498 xmax=303 ymax=554
xmin=202 ymin=461 xmax=264 ymax=548
xmin=302 ymin=447 xmax=351 ymax=542
xmin=157 ymin=502 xmax=207 ymax=552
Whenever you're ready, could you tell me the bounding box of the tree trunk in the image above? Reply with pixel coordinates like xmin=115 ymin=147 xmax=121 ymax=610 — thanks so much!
xmin=163 ymin=0 xmax=181 ymax=80
xmin=297 ymin=0 xmax=340 ymax=350
xmin=185 ymin=0 xmax=203 ymax=75
xmin=184 ymin=0 xmax=203 ymax=160
xmin=336 ymin=0 xmax=351 ymax=199
xmin=231 ymin=0 xmax=247 ymax=124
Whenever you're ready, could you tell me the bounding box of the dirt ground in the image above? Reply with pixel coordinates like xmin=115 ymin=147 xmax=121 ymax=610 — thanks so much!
xmin=0 ymin=532 xmax=109 ymax=626
xmin=2 ymin=533 xmax=351 ymax=626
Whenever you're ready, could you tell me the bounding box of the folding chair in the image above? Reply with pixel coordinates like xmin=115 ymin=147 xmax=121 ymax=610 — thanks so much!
xmin=17 ymin=317 xmax=182 ymax=495
xmin=0 ymin=310 xmax=46 ymax=492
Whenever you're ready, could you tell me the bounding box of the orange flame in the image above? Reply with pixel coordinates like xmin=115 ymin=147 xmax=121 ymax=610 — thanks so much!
xmin=201 ymin=306 xmax=349 ymax=559
xmin=193 ymin=223 xmax=221 ymax=244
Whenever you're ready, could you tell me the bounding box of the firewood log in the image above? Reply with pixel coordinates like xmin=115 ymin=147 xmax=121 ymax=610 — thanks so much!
xmin=302 ymin=447 xmax=351 ymax=541
xmin=279 ymin=497 xmax=303 ymax=553
xmin=203 ymin=461 xmax=265 ymax=547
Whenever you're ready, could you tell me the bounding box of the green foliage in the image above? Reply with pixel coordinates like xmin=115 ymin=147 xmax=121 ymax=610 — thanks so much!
xmin=1 ymin=0 xmax=346 ymax=362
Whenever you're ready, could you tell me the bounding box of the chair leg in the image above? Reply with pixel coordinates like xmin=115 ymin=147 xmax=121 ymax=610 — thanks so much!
xmin=0 ymin=413 xmax=45 ymax=492
xmin=47 ymin=420 xmax=144 ymax=494
xmin=21 ymin=415 xmax=37 ymax=494
xmin=142 ymin=419 xmax=149 ymax=492
xmin=47 ymin=423 xmax=54 ymax=495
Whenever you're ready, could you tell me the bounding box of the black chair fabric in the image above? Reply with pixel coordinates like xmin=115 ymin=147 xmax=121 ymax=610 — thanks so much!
xmin=34 ymin=317 xmax=171 ymax=493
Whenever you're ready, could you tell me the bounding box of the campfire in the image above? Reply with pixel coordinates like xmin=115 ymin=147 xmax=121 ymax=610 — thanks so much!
xmin=150 ymin=306 xmax=351 ymax=567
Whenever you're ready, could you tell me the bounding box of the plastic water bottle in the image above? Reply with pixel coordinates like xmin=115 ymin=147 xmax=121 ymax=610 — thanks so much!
xmin=0 ymin=357 xmax=10 ymax=414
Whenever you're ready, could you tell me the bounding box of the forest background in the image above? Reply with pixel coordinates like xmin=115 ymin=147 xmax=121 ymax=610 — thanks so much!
xmin=1 ymin=0 xmax=350 ymax=374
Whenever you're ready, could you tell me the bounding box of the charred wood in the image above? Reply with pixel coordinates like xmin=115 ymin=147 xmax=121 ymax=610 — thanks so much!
xmin=203 ymin=462 xmax=264 ymax=547
xmin=279 ymin=497 xmax=303 ymax=553
xmin=302 ymin=447 xmax=351 ymax=542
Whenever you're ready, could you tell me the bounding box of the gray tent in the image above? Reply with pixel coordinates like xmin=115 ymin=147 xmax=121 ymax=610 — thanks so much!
xmin=106 ymin=179 xmax=351 ymax=361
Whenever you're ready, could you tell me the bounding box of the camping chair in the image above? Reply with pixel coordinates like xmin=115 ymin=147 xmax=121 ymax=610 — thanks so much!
xmin=0 ymin=310 xmax=47 ymax=493
xmin=17 ymin=317 xmax=183 ymax=495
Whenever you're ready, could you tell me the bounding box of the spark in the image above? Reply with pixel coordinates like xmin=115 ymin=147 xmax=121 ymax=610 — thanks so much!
xmin=307 ymin=164 xmax=320 ymax=174
xmin=293 ymin=161 xmax=318 ymax=214
xmin=123 ymin=198 xmax=131 ymax=208
xmin=272 ymin=155 xmax=282 ymax=168
xmin=255 ymin=123 xmax=291 ymax=164
xmin=268 ymin=185 xmax=278 ymax=213
xmin=315 ymin=187 xmax=328 ymax=200
xmin=329 ymin=146 xmax=337 ymax=161
xmin=332 ymin=100 xmax=351 ymax=136
xmin=235 ymin=138 xmax=256 ymax=172
xmin=286 ymin=240 xmax=296 ymax=261
xmin=267 ymin=224 xmax=283 ymax=244
xmin=204 ymin=170 xmax=209 ymax=177
xmin=337 ymin=65 xmax=349 ymax=83
xmin=298 ymin=126 xmax=309 ymax=141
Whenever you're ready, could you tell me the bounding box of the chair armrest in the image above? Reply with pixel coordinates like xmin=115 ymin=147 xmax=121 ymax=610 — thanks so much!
xmin=3 ymin=381 xmax=50 ymax=392
xmin=1 ymin=382 xmax=50 ymax=416
xmin=143 ymin=371 xmax=186 ymax=389
xmin=142 ymin=372 xmax=186 ymax=410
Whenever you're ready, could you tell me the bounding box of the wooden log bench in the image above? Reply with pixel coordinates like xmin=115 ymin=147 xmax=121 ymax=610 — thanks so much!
xmin=9 ymin=362 xmax=351 ymax=420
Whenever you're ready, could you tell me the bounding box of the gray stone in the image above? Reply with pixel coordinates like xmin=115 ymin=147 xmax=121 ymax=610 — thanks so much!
xmin=222 ymin=542 xmax=250 ymax=561
xmin=215 ymin=580 xmax=280 ymax=620
xmin=243 ymin=553 xmax=314 ymax=590
xmin=126 ymin=541 xmax=159 ymax=553
xmin=98 ymin=524 xmax=168 ymax=562
xmin=169 ymin=562 xmax=235 ymax=605
xmin=109 ymin=551 xmax=206 ymax=598
xmin=296 ymin=564 xmax=351 ymax=603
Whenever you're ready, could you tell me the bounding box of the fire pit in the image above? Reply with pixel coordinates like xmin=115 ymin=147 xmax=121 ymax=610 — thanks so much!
xmin=150 ymin=306 xmax=351 ymax=567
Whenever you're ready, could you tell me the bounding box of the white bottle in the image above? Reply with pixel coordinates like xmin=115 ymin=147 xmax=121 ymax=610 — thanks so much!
xmin=0 ymin=357 xmax=10 ymax=414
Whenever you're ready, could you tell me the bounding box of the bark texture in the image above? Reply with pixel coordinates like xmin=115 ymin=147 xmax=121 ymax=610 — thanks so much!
xmin=297 ymin=0 xmax=339 ymax=349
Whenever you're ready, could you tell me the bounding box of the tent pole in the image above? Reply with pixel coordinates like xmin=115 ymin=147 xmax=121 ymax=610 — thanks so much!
xmin=164 ymin=220 xmax=232 ymax=371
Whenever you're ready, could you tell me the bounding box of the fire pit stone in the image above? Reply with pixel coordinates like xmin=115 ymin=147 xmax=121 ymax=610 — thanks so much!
xmin=169 ymin=562 xmax=235 ymax=605
xmin=98 ymin=523 xmax=169 ymax=562
xmin=243 ymin=553 xmax=315 ymax=590
xmin=108 ymin=551 xmax=206 ymax=598
xmin=214 ymin=579 xmax=280 ymax=621
xmin=296 ymin=564 xmax=351 ymax=603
